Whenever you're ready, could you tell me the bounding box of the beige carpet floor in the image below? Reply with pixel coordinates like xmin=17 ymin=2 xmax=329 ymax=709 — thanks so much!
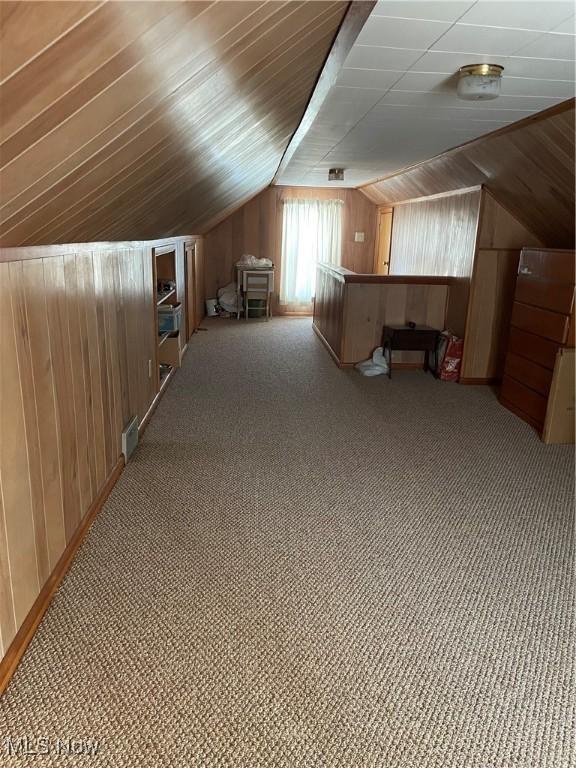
xmin=1 ymin=318 xmax=574 ymax=767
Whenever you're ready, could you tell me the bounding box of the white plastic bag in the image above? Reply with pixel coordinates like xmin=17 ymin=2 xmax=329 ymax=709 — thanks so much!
xmin=355 ymin=347 xmax=389 ymax=377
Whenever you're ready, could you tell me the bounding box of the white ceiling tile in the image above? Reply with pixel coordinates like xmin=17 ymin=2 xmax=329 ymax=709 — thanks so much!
xmin=504 ymin=55 xmax=576 ymax=79
xmin=431 ymin=23 xmax=543 ymax=55
xmin=552 ymin=16 xmax=575 ymax=33
xmin=392 ymin=69 xmax=576 ymax=98
xmin=372 ymin=1 xmax=475 ymax=23
xmin=415 ymin=49 xmax=575 ymax=79
xmin=512 ymin=31 xmax=576 ymax=59
xmin=382 ymin=88 xmax=563 ymax=111
xmin=345 ymin=45 xmax=426 ymax=70
xmin=356 ymin=16 xmax=452 ymax=49
xmin=392 ymin=70 xmax=459 ymax=91
xmin=500 ymin=76 xmax=575 ymax=97
xmin=337 ymin=67 xmax=404 ymax=90
xmin=458 ymin=1 xmax=575 ymax=32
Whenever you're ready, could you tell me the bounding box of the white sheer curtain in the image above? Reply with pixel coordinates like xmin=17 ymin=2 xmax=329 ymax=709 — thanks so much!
xmin=389 ymin=191 xmax=481 ymax=277
xmin=280 ymin=199 xmax=343 ymax=304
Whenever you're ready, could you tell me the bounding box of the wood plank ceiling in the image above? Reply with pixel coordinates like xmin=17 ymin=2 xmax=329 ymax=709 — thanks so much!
xmin=361 ymin=101 xmax=575 ymax=248
xmin=0 ymin=1 xmax=348 ymax=246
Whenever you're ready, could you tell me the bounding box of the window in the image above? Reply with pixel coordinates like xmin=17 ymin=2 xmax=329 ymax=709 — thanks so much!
xmin=280 ymin=198 xmax=343 ymax=304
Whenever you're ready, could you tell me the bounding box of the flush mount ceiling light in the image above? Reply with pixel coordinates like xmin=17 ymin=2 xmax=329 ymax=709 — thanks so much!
xmin=328 ymin=168 xmax=344 ymax=181
xmin=457 ymin=64 xmax=504 ymax=101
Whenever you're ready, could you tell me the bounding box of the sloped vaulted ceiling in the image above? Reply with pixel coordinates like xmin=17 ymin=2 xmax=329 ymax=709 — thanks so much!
xmin=0 ymin=0 xmax=348 ymax=246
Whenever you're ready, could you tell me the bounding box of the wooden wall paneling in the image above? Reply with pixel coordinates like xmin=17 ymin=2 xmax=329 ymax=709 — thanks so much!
xmin=63 ymin=254 xmax=94 ymax=516
xmin=119 ymin=246 xmax=151 ymax=424
xmin=7 ymin=262 xmax=50 ymax=586
xmin=186 ymin=242 xmax=196 ymax=340
xmin=360 ymin=102 xmax=575 ymax=248
xmin=75 ymin=252 xmax=98 ymax=506
xmin=92 ymin=252 xmax=116 ymax=474
xmin=0 ymin=263 xmax=40 ymax=627
xmin=460 ymin=249 xmax=521 ymax=381
xmin=445 ymin=279 xmax=470 ymax=338
xmin=312 ymin=267 xmax=346 ymax=361
xmin=542 ymin=348 xmax=576 ymax=444
xmin=340 ymin=282 xmax=449 ymax=364
xmin=477 ymin=191 xmax=543 ymax=250
xmin=194 ymin=238 xmax=206 ymax=327
xmin=20 ymin=258 xmax=67 ymax=571
xmin=175 ymin=242 xmax=187 ymax=341
xmin=0 ymin=482 xmax=16 ymax=656
xmin=43 ymin=256 xmax=83 ymax=541
xmin=78 ymin=251 xmax=107 ymax=494
xmin=0 ymin=1 xmax=348 ymax=246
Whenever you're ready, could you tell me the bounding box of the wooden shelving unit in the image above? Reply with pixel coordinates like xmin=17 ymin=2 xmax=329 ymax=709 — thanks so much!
xmin=157 ymin=288 xmax=176 ymax=306
xmin=153 ymin=245 xmax=184 ymax=393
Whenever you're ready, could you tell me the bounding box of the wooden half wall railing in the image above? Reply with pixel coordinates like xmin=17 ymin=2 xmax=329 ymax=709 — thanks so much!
xmin=0 ymin=236 xmax=204 ymax=694
xmin=313 ymin=264 xmax=454 ymax=366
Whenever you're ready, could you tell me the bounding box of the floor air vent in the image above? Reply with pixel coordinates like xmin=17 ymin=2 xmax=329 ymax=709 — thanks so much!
xmin=122 ymin=416 xmax=139 ymax=461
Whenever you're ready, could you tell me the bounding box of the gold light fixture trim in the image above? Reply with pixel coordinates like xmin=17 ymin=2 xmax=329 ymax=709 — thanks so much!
xmin=459 ymin=64 xmax=504 ymax=77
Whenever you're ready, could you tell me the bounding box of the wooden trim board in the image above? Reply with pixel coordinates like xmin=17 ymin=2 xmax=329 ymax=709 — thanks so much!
xmin=312 ymin=321 xmax=342 ymax=366
xmin=0 ymin=457 xmax=125 ymax=697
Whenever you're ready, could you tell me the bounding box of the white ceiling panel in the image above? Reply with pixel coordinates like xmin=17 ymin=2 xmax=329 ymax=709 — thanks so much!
xmin=276 ymin=1 xmax=576 ymax=188
xmin=458 ymin=0 xmax=575 ymax=31
xmin=414 ymin=49 xmax=575 ymax=80
xmin=512 ymin=31 xmax=576 ymax=59
xmin=429 ymin=24 xmax=543 ymax=55
xmin=392 ymin=70 xmax=575 ymax=98
xmin=356 ymin=16 xmax=452 ymax=48
xmin=553 ymin=16 xmax=575 ymax=33
xmin=345 ymin=45 xmax=426 ymax=70
xmin=372 ymin=1 xmax=475 ymax=23
xmin=337 ymin=67 xmax=404 ymax=90
xmin=379 ymin=89 xmax=564 ymax=111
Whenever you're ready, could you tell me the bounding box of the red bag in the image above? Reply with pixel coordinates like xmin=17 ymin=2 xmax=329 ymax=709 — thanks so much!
xmin=438 ymin=332 xmax=464 ymax=382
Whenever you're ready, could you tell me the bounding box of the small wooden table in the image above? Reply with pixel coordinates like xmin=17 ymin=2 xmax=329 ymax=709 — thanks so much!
xmin=381 ymin=325 xmax=440 ymax=379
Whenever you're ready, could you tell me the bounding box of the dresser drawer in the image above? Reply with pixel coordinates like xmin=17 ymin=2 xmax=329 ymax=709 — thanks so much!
xmin=500 ymin=375 xmax=548 ymax=425
xmin=504 ymin=352 xmax=553 ymax=397
xmin=511 ymin=302 xmax=569 ymax=344
xmin=515 ymin=276 xmax=574 ymax=315
xmin=519 ymin=249 xmax=575 ymax=284
xmin=507 ymin=327 xmax=558 ymax=371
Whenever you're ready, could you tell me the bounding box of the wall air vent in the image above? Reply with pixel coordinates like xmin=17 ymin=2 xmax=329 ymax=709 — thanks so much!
xmin=122 ymin=416 xmax=139 ymax=462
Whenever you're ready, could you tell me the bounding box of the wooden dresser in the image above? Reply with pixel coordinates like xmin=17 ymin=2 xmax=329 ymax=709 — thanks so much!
xmin=500 ymin=248 xmax=575 ymax=436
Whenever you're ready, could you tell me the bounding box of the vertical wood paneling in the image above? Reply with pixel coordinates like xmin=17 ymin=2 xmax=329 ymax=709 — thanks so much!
xmin=0 ymin=238 xmax=194 ymax=665
xmin=7 ymin=262 xmax=50 ymax=585
xmin=20 ymin=259 xmax=66 ymax=571
xmin=0 ymin=484 xmax=16 ymax=655
xmin=44 ymin=256 xmax=82 ymax=541
xmin=64 ymin=254 xmax=93 ymax=516
xmin=76 ymin=252 xmax=99 ymax=500
xmin=0 ymin=263 xmax=40 ymax=627
xmin=194 ymin=238 xmax=206 ymax=328
xmin=93 ymin=252 xmax=116 ymax=472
